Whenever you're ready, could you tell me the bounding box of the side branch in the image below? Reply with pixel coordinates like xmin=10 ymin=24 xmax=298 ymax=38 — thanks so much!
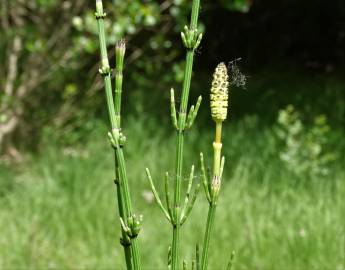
xmin=170 ymin=88 xmax=178 ymax=130
xmin=186 ymin=96 xmax=202 ymax=129
xmin=146 ymin=168 xmax=172 ymax=222
xmin=180 ymin=183 xmax=200 ymax=225
xmin=200 ymin=153 xmax=211 ymax=202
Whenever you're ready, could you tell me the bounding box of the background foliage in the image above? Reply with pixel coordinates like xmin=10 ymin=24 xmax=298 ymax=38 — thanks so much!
xmin=2 ymin=0 xmax=343 ymax=152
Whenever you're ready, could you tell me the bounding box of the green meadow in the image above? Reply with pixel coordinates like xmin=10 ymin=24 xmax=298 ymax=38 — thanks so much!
xmin=1 ymin=114 xmax=344 ymax=269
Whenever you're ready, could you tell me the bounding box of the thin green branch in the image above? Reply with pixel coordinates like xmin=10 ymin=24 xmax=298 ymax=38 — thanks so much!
xmin=146 ymin=168 xmax=172 ymax=222
xmin=200 ymin=153 xmax=211 ymax=202
xmin=114 ymin=40 xmax=125 ymax=127
xmin=186 ymin=96 xmax=202 ymax=128
xmin=181 ymin=165 xmax=195 ymax=219
xmin=180 ymin=183 xmax=200 ymax=225
xmin=165 ymin=172 xmax=173 ymax=220
xmin=186 ymin=105 xmax=195 ymax=127
xmin=170 ymin=88 xmax=178 ymax=130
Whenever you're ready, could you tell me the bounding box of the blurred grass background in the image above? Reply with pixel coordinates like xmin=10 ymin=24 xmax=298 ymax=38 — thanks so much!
xmin=0 ymin=117 xmax=344 ymax=269
xmin=0 ymin=0 xmax=345 ymax=269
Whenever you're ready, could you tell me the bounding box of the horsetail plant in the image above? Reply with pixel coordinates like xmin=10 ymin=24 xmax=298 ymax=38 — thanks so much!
xmin=200 ymin=63 xmax=229 ymax=270
xmin=95 ymin=1 xmax=141 ymax=269
xmin=145 ymin=0 xmax=203 ymax=269
xmin=95 ymin=0 xmax=235 ymax=269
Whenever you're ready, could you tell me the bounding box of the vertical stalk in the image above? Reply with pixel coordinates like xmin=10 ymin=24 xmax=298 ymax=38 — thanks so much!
xmin=95 ymin=1 xmax=141 ymax=269
xmin=117 ymin=148 xmax=142 ymax=270
xmin=213 ymin=122 xmax=222 ymax=176
xmin=201 ymin=121 xmax=223 ymax=270
xmin=113 ymin=40 xmax=132 ymax=269
xmin=190 ymin=0 xmax=200 ymax=29
xmin=200 ymin=203 xmax=216 ymax=270
xmin=201 ymin=61 xmax=229 ymax=270
xmin=115 ymin=160 xmax=133 ymax=269
xmin=172 ymin=132 xmax=184 ymax=270
xmin=95 ymin=0 xmax=116 ymax=130
xmin=171 ymin=1 xmax=201 ymax=269
xmin=114 ymin=40 xmax=125 ymax=127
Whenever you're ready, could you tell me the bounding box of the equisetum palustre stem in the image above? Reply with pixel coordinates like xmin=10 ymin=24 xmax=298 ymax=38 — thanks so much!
xmin=145 ymin=0 xmax=203 ymax=269
xmin=95 ymin=1 xmax=142 ymax=269
xmin=201 ymin=62 xmax=229 ymax=270
xmin=95 ymin=0 xmax=233 ymax=269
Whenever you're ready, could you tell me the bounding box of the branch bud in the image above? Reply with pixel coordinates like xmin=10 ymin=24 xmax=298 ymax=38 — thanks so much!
xmin=181 ymin=25 xmax=203 ymax=50
xmin=119 ymin=132 xmax=127 ymax=146
xmin=116 ymin=39 xmax=126 ymax=71
xmin=127 ymin=214 xmax=143 ymax=238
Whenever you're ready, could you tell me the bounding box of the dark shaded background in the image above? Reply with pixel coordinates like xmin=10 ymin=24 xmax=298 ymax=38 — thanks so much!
xmin=0 ymin=0 xmax=344 ymax=154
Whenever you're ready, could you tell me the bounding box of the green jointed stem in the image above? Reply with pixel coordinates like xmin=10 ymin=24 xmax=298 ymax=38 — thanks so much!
xmin=190 ymin=0 xmax=200 ymax=29
xmin=115 ymin=148 xmax=132 ymax=213
xmin=114 ymin=129 xmax=142 ymax=270
xmin=172 ymin=132 xmax=184 ymax=270
xmin=201 ymin=61 xmax=230 ymax=270
xmin=172 ymin=0 xmax=201 ymax=269
xmin=200 ymin=123 xmax=223 ymax=270
xmin=131 ymin=240 xmax=141 ymax=270
xmin=95 ymin=1 xmax=116 ymax=129
xmin=114 ymin=40 xmax=125 ymax=127
xmin=115 ymin=163 xmax=132 ymax=269
xmin=201 ymin=203 xmax=216 ymax=270
xmin=179 ymin=52 xmax=194 ymax=116
xmin=95 ymin=1 xmax=141 ymax=269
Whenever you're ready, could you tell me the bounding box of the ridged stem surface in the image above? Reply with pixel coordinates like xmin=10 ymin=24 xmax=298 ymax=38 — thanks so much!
xmin=201 ymin=122 xmax=223 ymax=270
xmin=115 ymin=157 xmax=133 ymax=269
xmin=96 ymin=1 xmax=141 ymax=269
xmin=172 ymin=132 xmax=184 ymax=270
xmin=114 ymin=69 xmax=123 ymax=127
xmin=200 ymin=203 xmax=216 ymax=270
xmin=171 ymin=0 xmax=201 ymax=269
